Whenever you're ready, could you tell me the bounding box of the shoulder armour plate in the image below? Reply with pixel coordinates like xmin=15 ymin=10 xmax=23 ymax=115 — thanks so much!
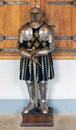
xmin=39 ymin=24 xmax=53 ymax=41
xmin=19 ymin=24 xmax=33 ymax=41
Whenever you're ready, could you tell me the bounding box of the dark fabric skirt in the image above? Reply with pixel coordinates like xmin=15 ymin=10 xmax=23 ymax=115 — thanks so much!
xmin=19 ymin=53 xmax=54 ymax=82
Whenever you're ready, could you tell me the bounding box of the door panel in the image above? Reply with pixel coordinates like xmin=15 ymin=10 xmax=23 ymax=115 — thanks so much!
xmin=0 ymin=6 xmax=4 ymax=48
xmin=46 ymin=0 xmax=72 ymax=49
xmin=0 ymin=0 xmax=76 ymax=59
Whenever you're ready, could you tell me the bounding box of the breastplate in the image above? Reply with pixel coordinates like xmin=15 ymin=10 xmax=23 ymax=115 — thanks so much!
xmin=19 ymin=23 xmax=51 ymax=49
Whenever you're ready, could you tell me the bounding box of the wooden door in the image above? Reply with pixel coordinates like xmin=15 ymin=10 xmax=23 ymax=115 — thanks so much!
xmin=0 ymin=0 xmax=76 ymax=59
xmin=45 ymin=0 xmax=76 ymax=59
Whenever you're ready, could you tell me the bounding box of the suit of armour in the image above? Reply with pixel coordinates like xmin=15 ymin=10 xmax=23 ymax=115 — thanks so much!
xmin=19 ymin=22 xmax=54 ymax=82
xmin=18 ymin=5 xmax=55 ymax=114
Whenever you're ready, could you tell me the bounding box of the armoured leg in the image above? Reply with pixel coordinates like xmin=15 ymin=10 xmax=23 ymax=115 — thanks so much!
xmin=39 ymin=81 xmax=48 ymax=113
xmin=23 ymin=81 xmax=35 ymax=113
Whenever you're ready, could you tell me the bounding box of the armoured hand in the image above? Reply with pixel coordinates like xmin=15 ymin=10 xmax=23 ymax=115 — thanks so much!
xmin=31 ymin=55 xmax=41 ymax=67
xmin=28 ymin=47 xmax=50 ymax=66
xmin=31 ymin=47 xmax=50 ymax=57
xmin=19 ymin=47 xmax=41 ymax=66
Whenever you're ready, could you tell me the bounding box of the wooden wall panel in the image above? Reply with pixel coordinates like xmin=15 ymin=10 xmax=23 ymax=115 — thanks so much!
xmin=4 ymin=4 xmax=20 ymax=48
xmin=40 ymin=0 xmax=46 ymax=22
xmin=3 ymin=0 xmax=30 ymax=48
xmin=72 ymin=6 xmax=76 ymax=49
xmin=46 ymin=0 xmax=72 ymax=49
xmin=19 ymin=0 xmax=30 ymax=26
xmin=0 ymin=0 xmax=76 ymax=59
xmin=2 ymin=0 xmax=19 ymax=48
xmin=30 ymin=0 xmax=40 ymax=7
xmin=4 ymin=6 xmax=19 ymax=36
xmin=40 ymin=0 xmax=46 ymax=11
xmin=0 ymin=6 xmax=4 ymax=48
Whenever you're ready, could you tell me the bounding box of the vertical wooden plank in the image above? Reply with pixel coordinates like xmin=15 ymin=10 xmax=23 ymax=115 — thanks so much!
xmin=19 ymin=0 xmax=30 ymax=27
xmin=72 ymin=6 xmax=76 ymax=48
xmin=4 ymin=0 xmax=30 ymax=48
xmin=40 ymin=0 xmax=46 ymax=22
xmin=46 ymin=0 xmax=72 ymax=49
xmin=4 ymin=6 xmax=20 ymax=36
xmin=0 ymin=6 xmax=4 ymax=48
xmin=0 ymin=6 xmax=4 ymax=34
xmin=4 ymin=0 xmax=20 ymax=48
xmin=30 ymin=0 xmax=40 ymax=7
xmin=40 ymin=0 xmax=46 ymax=11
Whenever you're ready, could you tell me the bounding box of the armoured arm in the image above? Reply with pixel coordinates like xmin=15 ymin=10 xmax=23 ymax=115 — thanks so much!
xmin=48 ymin=32 xmax=54 ymax=51
xmin=18 ymin=30 xmax=40 ymax=65
xmin=20 ymin=47 xmax=31 ymax=58
xmin=34 ymin=47 xmax=51 ymax=56
xmin=17 ymin=30 xmax=32 ymax=58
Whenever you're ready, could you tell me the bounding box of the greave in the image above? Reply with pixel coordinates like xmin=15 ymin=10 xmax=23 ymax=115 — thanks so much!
xmin=26 ymin=81 xmax=35 ymax=102
xmin=39 ymin=81 xmax=48 ymax=113
xmin=23 ymin=81 xmax=35 ymax=113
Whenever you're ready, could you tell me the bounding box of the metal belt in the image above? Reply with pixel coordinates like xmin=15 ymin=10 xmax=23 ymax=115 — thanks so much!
xmin=47 ymin=0 xmax=76 ymax=6
xmin=0 ymin=1 xmax=29 ymax=6
xmin=0 ymin=34 xmax=76 ymax=42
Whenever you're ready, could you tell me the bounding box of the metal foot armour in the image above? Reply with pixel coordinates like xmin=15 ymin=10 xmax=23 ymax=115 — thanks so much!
xmin=41 ymin=101 xmax=49 ymax=114
xmin=23 ymin=101 xmax=35 ymax=114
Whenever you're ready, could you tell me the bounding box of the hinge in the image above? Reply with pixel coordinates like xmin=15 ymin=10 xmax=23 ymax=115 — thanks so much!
xmin=0 ymin=48 xmax=76 ymax=53
xmin=0 ymin=34 xmax=5 ymax=41
xmin=73 ymin=0 xmax=76 ymax=6
xmin=54 ymin=35 xmax=76 ymax=41
xmin=0 ymin=1 xmax=29 ymax=6
xmin=0 ymin=34 xmax=18 ymax=41
xmin=54 ymin=49 xmax=76 ymax=52
xmin=48 ymin=0 xmax=76 ymax=6
xmin=0 ymin=34 xmax=76 ymax=42
xmin=0 ymin=1 xmax=3 ymax=6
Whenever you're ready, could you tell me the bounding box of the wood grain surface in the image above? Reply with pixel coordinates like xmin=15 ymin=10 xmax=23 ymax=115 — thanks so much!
xmin=0 ymin=0 xmax=75 ymax=59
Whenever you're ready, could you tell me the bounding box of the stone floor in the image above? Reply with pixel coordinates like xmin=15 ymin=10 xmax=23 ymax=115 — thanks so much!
xmin=0 ymin=114 xmax=76 ymax=130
